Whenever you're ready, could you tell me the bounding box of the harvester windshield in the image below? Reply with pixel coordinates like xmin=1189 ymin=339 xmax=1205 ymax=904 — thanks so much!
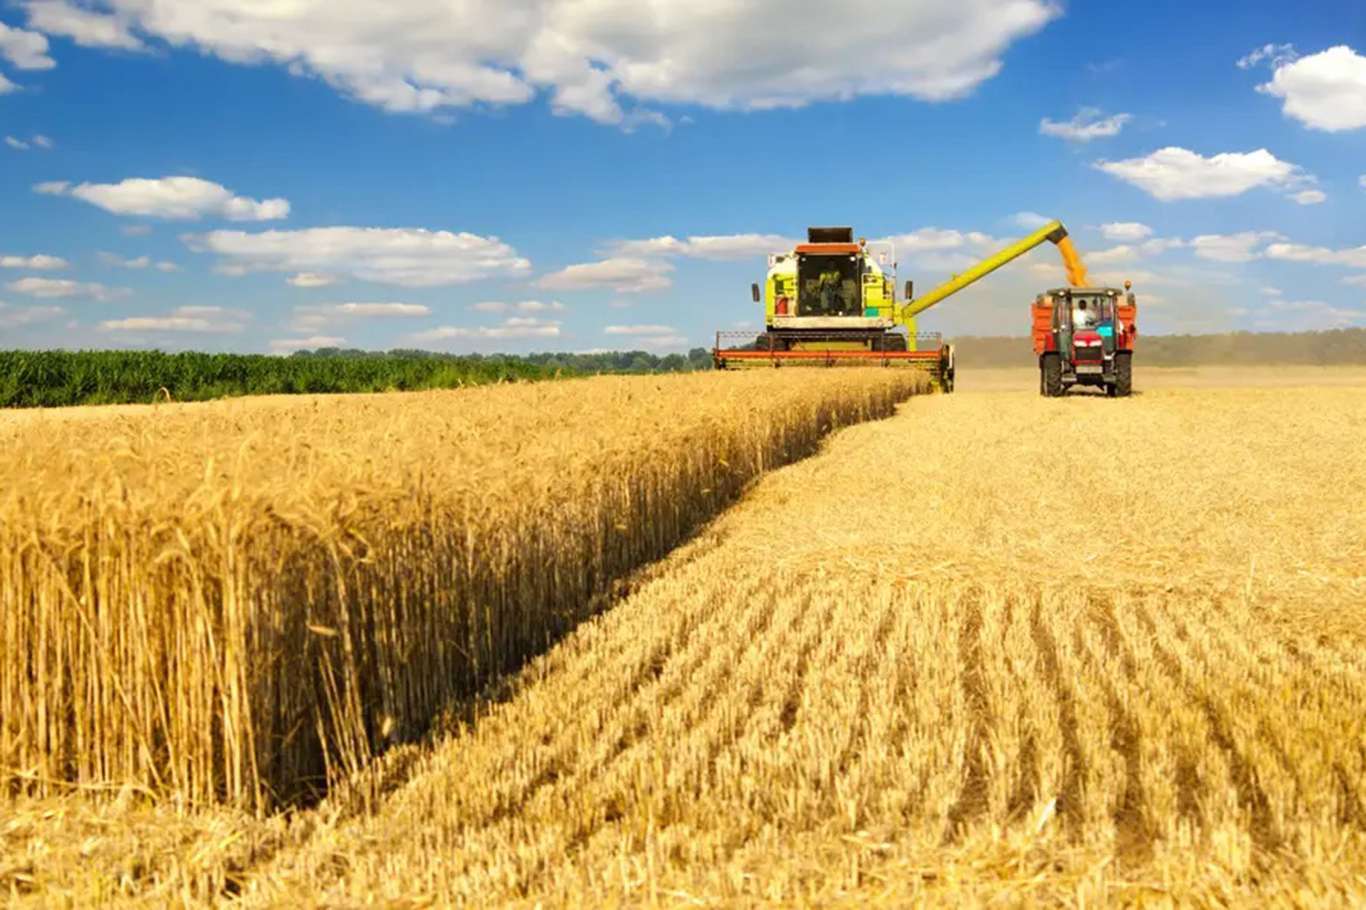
xmin=798 ymin=255 xmax=861 ymax=317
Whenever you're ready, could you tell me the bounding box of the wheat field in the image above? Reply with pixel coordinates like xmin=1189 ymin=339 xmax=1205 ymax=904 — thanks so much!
xmin=0 ymin=371 xmax=924 ymax=813
xmin=4 ymin=368 xmax=1366 ymax=905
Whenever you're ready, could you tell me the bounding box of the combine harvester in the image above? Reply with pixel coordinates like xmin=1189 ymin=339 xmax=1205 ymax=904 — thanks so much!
xmin=714 ymin=220 xmax=1085 ymax=391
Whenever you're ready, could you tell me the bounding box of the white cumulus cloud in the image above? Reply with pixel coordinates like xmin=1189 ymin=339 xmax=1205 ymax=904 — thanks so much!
xmin=1237 ymin=44 xmax=1298 ymax=70
xmin=607 ymin=234 xmax=795 ymax=260
xmin=1290 ymin=189 xmax=1327 ymax=205
xmin=320 ymin=302 xmax=429 ymax=318
xmin=470 ymin=300 xmax=566 ymax=314
xmin=1009 ymin=212 xmax=1053 ymax=230
xmin=1094 ymin=147 xmax=1311 ymax=201
xmin=1264 ymin=242 xmax=1366 ymax=270
xmin=287 ymin=272 xmax=337 ymax=288
xmin=0 ymin=20 xmax=55 ymax=70
xmin=98 ymin=252 xmax=151 ymax=269
xmin=538 ymin=257 xmax=672 ymax=293
xmin=0 ymin=253 xmax=68 ymax=269
xmin=7 ymin=276 xmax=128 ymax=300
xmin=289 ymin=301 xmax=431 ymax=333
xmin=18 ymin=0 xmax=1058 ymax=125
xmin=25 ymin=0 xmax=145 ymax=50
xmin=187 ymin=226 xmax=530 ymax=287
xmin=101 ymin=305 xmax=248 ymax=333
xmin=95 ymin=252 xmax=178 ymax=272
xmin=270 ymin=335 xmax=348 ymax=352
xmin=0 ymin=73 xmax=18 ymax=94
xmin=1039 ymin=108 xmax=1131 ymax=142
xmin=1259 ymin=299 xmax=1364 ymax=330
xmin=604 ymin=324 xmax=678 ymax=336
xmin=1256 ymin=46 xmax=1366 ymax=132
xmin=602 ymin=326 xmax=688 ymax=350
xmin=1086 ymin=236 xmax=1185 ymax=266
xmin=1191 ymin=232 xmax=1284 ymax=263
xmin=2 ymin=134 xmax=50 ymax=152
xmin=413 ymin=316 xmax=562 ymax=341
xmin=1086 ymin=245 xmax=1140 ymax=266
xmin=0 ymin=301 xmax=64 ymax=328
xmin=883 ymin=227 xmax=997 ymax=253
xmin=1100 ymin=222 xmax=1153 ymax=242
xmin=37 ymin=176 xmax=290 ymax=221
xmin=1139 ymin=238 xmax=1186 ymax=256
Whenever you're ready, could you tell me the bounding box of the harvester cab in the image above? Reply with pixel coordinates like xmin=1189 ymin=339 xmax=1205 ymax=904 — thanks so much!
xmin=715 ymin=219 xmax=1081 ymax=394
xmin=1033 ymin=284 xmax=1138 ymax=397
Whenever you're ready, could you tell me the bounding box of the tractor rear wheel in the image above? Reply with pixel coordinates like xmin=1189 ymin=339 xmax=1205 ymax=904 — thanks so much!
xmin=1115 ymin=352 xmax=1133 ymax=397
xmin=1041 ymin=354 xmax=1062 ymax=397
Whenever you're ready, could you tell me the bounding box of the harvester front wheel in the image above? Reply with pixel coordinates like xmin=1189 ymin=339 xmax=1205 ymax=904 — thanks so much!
xmin=1041 ymin=354 xmax=1062 ymax=397
xmin=1115 ymin=352 xmax=1133 ymax=397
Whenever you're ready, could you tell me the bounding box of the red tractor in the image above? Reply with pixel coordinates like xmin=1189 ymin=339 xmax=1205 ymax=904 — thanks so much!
xmin=1032 ymin=283 xmax=1137 ymax=397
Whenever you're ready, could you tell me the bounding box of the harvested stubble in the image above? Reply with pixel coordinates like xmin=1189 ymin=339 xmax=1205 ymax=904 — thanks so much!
xmin=0 ymin=371 xmax=926 ymax=811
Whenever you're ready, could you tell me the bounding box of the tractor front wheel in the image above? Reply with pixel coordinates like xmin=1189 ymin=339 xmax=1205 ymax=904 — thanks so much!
xmin=1115 ymin=352 xmax=1133 ymax=397
xmin=1041 ymin=354 xmax=1063 ymax=397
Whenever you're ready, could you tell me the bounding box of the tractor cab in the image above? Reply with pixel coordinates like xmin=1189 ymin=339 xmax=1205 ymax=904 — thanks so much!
xmin=1056 ymin=290 xmax=1117 ymax=360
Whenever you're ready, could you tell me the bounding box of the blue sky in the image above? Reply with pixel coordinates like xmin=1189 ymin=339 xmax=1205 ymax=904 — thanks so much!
xmin=1 ymin=1 xmax=1364 ymax=354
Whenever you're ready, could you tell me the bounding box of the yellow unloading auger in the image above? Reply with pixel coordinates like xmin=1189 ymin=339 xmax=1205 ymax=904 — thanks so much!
xmin=714 ymin=219 xmax=1085 ymax=392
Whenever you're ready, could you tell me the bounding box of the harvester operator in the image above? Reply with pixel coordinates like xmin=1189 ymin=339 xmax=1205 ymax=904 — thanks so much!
xmin=817 ymin=270 xmax=844 ymax=316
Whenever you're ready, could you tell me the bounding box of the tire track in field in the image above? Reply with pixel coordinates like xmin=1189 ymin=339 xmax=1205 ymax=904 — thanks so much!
xmin=515 ymin=574 xmax=789 ymax=839
xmin=833 ymin=588 xmax=902 ymax=782
xmin=461 ymin=574 xmax=755 ymax=833
xmin=1027 ymin=594 xmax=1085 ymax=842
xmin=1004 ymin=591 xmax=1041 ymax=824
xmin=944 ymin=591 xmax=989 ymax=839
xmin=1134 ymin=601 xmax=1281 ymax=854
xmin=636 ymin=588 xmax=830 ymax=830
xmin=555 ymin=587 xmax=804 ymax=859
xmin=1075 ymin=607 xmax=1151 ymax=860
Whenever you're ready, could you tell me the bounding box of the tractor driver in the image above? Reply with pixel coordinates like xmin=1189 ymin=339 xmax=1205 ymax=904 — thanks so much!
xmin=1073 ymin=297 xmax=1097 ymax=329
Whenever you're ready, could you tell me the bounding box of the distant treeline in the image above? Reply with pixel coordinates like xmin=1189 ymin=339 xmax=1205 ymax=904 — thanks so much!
xmin=0 ymin=347 xmax=715 ymax=408
xmin=952 ymin=328 xmax=1366 ymax=369
xmin=9 ymin=329 xmax=1360 ymax=408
